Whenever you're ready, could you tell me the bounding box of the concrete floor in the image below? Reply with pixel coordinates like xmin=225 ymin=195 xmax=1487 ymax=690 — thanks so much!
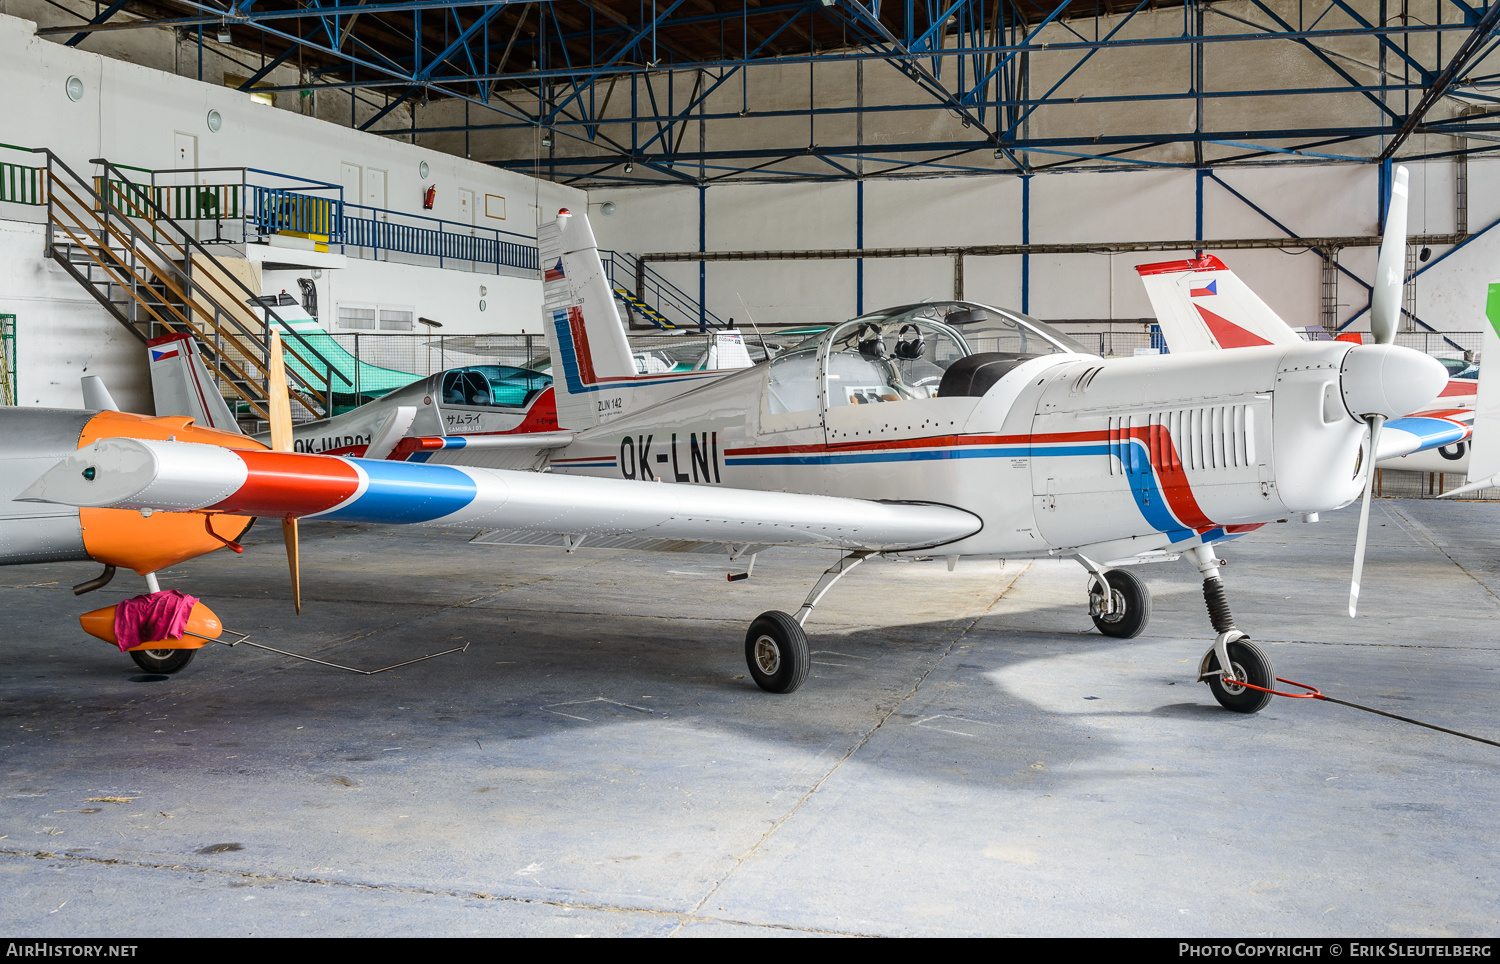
xmin=0 ymin=498 xmax=1497 ymax=937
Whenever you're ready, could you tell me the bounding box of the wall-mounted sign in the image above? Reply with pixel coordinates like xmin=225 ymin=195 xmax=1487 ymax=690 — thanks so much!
xmin=484 ymin=194 xmax=506 ymax=220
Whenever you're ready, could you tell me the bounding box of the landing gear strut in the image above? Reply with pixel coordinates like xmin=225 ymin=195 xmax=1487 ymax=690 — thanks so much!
xmin=1188 ymin=545 xmax=1273 ymax=714
xmin=743 ymin=551 xmax=872 ymax=694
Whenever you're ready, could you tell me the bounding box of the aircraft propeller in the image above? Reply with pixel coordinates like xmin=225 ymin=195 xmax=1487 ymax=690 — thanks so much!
xmin=266 ymin=330 xmax=302 ymax=614
xmin=1348 ymin=165 xmax=1410 ymax=618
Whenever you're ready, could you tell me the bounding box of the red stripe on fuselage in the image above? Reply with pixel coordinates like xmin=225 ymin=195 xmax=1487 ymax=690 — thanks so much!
xmin=1123 ymin=424 xmax=1214 ymax=530
xmin=728 ymin=427 xmax=1217 ymax=530
xmin=206 ymin=450 xmax=361 ymax=517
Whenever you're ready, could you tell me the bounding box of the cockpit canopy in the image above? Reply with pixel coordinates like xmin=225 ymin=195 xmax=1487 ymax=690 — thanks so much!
xmin=440 ymin=366 xmax=552 ymax=409
xmin=765 ymin=301 xmax=1089 ymax=414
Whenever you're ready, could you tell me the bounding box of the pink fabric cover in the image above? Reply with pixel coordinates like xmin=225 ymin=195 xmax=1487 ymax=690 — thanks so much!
xmin=112 ymin=590 xmax=200 ymax=652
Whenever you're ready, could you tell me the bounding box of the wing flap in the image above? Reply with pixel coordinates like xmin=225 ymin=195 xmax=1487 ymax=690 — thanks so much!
xmin=470 ymin=528 xmax=769 ymax=555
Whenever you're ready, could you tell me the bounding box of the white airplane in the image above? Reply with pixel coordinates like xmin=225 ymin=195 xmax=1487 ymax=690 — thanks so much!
xmin=20 ymin=178 xmax=1447 ymax=714
xmin=1137 ymin=250 xmax=1474 ymax=474
xmin=1440 ymin=281 xmax=1500 ymax=498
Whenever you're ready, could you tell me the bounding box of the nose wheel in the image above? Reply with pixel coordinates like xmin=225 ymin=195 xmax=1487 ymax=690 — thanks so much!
xmin=1199 ymin=633 xmax=1274 ymax=714
xmin=744 ymin=611 xmax=810 ymax=694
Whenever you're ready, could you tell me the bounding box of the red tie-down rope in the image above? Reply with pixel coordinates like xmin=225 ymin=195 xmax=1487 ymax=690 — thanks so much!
xmin=1231 ymin=675 xmax=1500 ymax=748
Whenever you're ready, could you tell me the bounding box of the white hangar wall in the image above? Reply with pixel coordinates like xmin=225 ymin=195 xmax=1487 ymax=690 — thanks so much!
xmin=0 ymin=14 xmax=582 ymax=411
xmin=589 ymin=157 xmax=1500 ymax=336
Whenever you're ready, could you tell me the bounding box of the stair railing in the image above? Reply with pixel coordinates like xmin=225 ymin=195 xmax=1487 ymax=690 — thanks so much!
xmin=37 ymin=148 xmax=350 ymax=420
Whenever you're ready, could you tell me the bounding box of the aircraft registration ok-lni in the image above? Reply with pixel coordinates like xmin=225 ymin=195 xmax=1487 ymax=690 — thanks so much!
xmin=21 ymin=176 xmax=1447 ymax=713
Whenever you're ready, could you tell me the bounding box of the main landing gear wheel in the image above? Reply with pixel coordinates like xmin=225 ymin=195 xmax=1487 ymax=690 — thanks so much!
xmin=745 ymin=611 xmax=810 ymax=694
xmin=1202 ymin=636 xmax=1274 ymax=714
xmin=128 ymin=648 xmax=196 ymax=675
xmin=1089 ymin=568 xmax=1151 ymax=639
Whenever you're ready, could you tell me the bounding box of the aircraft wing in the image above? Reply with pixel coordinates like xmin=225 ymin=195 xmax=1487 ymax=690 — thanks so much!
xmin=18 ymin=438 xmax=982 ymax=553
xmin=1376 ymin=410 xmax=1471 ymax=462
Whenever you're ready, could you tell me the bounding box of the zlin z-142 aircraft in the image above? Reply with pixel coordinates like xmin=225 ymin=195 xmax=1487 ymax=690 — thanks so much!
xmin=16 ymin=168 xmax=1446 ymax=714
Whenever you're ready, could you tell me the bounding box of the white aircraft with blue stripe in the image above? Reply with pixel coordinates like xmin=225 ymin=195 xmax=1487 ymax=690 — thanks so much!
xmin=24 ymin=183 xmax=1448 ymax=713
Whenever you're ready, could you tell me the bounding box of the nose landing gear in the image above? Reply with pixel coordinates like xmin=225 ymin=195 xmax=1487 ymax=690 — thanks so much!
xmin=1188 ymin=545 xmax=1273 ymax=713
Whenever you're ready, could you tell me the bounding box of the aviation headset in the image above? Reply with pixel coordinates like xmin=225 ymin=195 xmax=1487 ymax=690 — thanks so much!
xmin=895 ymin=324 xmax=926 ymax=360
xmin=856 ymin=323 xmax=886 ymax=359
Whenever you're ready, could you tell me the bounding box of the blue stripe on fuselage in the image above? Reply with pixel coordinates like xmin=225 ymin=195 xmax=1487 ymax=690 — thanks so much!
xmin=725 ymin=438 xmax=1197 ymax=543
xmin=315 ymin=459 xmax=478 ymax=523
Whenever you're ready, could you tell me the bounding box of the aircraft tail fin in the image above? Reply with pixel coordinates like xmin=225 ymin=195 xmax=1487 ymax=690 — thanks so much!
xmin=80 ymin=375 xmax=120 ymax=412
xmin=148 ymin=332 xmax=243 ymax=433
xmin=1136 ymin=255 xmax=1304 ymax=353
xmin=538 ymin=208 xmax=639 ymax=429
xmin=1444 ymin=281 xmax=1500 ymax=497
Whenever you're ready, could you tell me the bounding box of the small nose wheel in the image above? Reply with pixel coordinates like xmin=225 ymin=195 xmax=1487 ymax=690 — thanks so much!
xmin=744 ymin=611 xmax=810 ymax=694
xmin=1200 ymin=634 xmax=1274 ymax=713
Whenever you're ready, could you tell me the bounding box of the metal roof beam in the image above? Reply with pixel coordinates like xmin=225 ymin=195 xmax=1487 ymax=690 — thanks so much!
xmin=1380 ymin=0 xmax=1500 ymax=160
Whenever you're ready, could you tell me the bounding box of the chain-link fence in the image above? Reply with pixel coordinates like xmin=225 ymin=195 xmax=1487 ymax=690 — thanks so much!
xmin=1375 ymin=468 xmax=1500 ymax=501
xmin=1 ymin=314 xmax=14 ymax=405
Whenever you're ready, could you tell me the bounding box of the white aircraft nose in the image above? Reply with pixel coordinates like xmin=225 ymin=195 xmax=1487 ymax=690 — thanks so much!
xmin=1339 ymin=344 xmax=1448 ymax=420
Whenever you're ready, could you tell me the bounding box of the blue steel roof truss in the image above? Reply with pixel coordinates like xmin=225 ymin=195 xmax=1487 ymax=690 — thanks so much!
xmin=38 ymin=0 xmax=1500 ymax=184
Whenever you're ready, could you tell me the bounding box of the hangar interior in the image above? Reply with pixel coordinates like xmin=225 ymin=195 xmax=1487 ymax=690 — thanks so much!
xmin=0 ymin=0 xmax=1498 ymax=938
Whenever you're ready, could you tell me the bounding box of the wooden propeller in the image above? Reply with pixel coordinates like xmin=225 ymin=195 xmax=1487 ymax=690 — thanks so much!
xmin=266 ymin=330 xmax=301 ymax=615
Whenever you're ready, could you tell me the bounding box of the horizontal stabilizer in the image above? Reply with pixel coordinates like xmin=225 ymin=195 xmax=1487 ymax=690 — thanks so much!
xmin=391 ymin=431 xmax=576 ymax=461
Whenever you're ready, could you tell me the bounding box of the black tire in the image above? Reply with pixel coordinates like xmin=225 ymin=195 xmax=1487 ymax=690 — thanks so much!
xmin=744 ymin=611 xmax=810 ymax=694
xmin=1204 ymin=638 xmax=1274 ymax=714
xmin=1089 ymin=568 xmax=1151 ymax=638
xmin=128 ymin=647 xmax=196 ymax=675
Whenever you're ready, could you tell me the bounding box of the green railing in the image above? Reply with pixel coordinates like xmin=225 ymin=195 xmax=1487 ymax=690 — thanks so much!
xmin=95 ymin=178 xmax=242 ymax=222
xmin=0 ymin=142 xmax=45 ymax=206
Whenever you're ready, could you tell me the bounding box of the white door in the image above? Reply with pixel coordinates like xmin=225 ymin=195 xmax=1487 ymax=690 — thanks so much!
xmin=364 ymin=168 xmax=387 ymax=214
xmin=173 ymin=132 xmax=197 ymax=169
xmin=340 ymin=162 xmax=361 ymax=212
xmin=457 ymin=188 xmax=476 ymax=269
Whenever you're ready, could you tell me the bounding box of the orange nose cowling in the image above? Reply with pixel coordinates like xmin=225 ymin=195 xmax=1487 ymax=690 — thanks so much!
xmin=79 ymin=600 xmax=223 ymax=651
xmin=76 ymin=411 xmax=266 ymax=574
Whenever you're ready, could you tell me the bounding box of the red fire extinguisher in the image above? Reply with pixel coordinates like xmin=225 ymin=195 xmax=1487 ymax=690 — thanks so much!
xmin=423 ymin=185 xmax=437 ymax=210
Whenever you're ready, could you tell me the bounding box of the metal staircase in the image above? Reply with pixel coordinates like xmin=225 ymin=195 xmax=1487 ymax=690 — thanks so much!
xmin=599 ymin=249 xmax=729 ymax=331
xmin=33 ymin=149 xmax=348 ymax=427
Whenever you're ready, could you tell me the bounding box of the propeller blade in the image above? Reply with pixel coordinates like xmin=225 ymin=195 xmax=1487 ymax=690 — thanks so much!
xmin=1370 ymin=166 xmax=1410 ymax=347
xmin=282 ymin=518 xmax=301 ymax=615
xmin=1349 ymin=414 xmax=1385 ymax=617
xmin=266 ymin=331 xmax=301 ymax=611
xmin=267 ymin=330 xmax=293 ymax=454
